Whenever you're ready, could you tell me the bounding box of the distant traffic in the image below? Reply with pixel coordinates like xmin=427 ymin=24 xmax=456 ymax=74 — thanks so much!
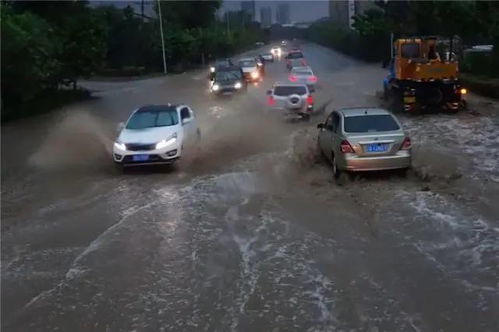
xmin=113 ymin=39 xmax=414 ymax=181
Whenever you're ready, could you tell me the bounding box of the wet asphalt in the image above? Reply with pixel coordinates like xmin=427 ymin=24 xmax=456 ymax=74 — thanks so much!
xmin=2 ymin=42 xmax=499 ymax=331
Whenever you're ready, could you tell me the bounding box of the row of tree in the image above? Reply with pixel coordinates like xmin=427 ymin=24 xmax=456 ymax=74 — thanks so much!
xmin=1 ymin=1 xmax=267 ymax=120
xmin=306 ymin=0 xmax=499 ymax=77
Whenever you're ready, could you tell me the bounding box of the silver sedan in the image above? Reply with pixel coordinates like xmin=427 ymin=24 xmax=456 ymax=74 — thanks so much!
xmin=317 ymin=108 xmax=411 ymax=179
xmin=289 ymin=66 xmax=317 ymax=91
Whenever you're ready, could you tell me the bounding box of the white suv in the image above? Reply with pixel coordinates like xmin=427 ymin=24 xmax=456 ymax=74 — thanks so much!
xmin=267 ymin=82 xmax=314 ymax=120
xmin=113 ymin=104 xmax=199 ymax=167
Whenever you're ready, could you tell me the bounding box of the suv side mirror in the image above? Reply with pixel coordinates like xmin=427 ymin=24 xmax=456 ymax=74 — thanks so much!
xmin=182 ymin=117 xmax=193 ymax=125
xmin=266 ymin=90 xmax=272 ymax=95
xmin=317 ymin=123 xmax=324 ymax=129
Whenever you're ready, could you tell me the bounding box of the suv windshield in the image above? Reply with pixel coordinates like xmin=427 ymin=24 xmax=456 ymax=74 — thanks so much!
xmin=239 ymin=60 xmax=256 ymax=67
xmin=287 ymin=52 xmax=303 ymax=59
xmin=344 ymin=114 xmax=400 ymax=133
xmin=216 ymin=70 xmax=241 ymax=81
xmin=126 ymin=108 xmax=179 ymax=129
xmin=274 ymin=86 xmax=307 ymax=96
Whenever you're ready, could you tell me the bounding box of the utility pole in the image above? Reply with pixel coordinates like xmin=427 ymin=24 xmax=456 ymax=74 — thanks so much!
xmin=141 ymin=0 xmax=144 ymax=22
xmin=390 ymin=32 xmax=394 ymax=59
xmin=226 ymin=11 xmax=230 ymax=35
xmin=157 ymin=0 xmax=167 ymax=74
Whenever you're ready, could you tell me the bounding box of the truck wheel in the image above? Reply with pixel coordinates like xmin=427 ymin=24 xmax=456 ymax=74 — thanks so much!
xmin=383 ymin=86 xmax=389 ymax=100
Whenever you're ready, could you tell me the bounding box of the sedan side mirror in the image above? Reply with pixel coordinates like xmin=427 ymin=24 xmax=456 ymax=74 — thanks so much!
xmin=117 ymin=122 xmax=125 ymax=132
xmin=317 ymin=123 xmax=324 ymax=129
xmin=266 ymin=90 xmax=272 ymax=95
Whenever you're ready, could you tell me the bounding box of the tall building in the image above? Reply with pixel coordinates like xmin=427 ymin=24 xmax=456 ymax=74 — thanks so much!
xmin=260 ymin=6 xmax=272 ymax=28
xmin=241 ymin=1 xmax=256 ymax=21
xmin=329 ymin=0 xmax=378 ymax=29
xmin=276 ymin=3 xmax=290 ymax=25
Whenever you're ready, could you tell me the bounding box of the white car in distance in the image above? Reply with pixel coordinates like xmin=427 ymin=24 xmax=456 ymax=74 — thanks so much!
xmin=238 ymin=58 xmax=261 ymax=82
xmin=289 ymin=66 xmax=317 ymax=91
xmin=113 ymin=105 xmax=199 ymax=167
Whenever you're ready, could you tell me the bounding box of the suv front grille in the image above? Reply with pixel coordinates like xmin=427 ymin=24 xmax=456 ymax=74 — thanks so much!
xmin=126 ymin=143 xmax=156 ymax=151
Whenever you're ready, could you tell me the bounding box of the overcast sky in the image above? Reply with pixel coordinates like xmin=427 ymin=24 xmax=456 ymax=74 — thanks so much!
xmin=222 ymin=1 xmax=329 ymax=23
xmin=90 ymin=0 xmax=330 ymax=23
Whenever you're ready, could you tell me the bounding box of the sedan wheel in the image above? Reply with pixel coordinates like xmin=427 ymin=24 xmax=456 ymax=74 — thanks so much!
xmin=332 ymin=153 xmax=341 ymax=179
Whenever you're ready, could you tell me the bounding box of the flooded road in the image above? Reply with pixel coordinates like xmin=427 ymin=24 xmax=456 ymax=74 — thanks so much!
xmin=2 ymin=43 xmax=499 ymax=331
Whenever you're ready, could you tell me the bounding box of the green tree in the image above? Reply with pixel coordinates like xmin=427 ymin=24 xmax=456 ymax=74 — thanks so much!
xmin=1 ymin=7 xmax=61 ymax=108
xmin=156 ymin=0 xmax=222 ymax=29
xmin=11 ymin=0 xmax=106 ymax=86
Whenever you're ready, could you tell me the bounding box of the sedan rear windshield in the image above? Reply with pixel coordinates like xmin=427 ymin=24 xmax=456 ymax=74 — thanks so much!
xmin=293 ymin=69 xmax=312 ymax=75
xmin=287 ymin=52 xmax=303 ymax=59
xmin=344 ymin=114 xmax=400 ymax=133
xmin=274 ymin=86 xmax=307 ymax=96
xmin=239 ymin=60 xmax=256 ymax=67
xmin=126 ymin=109 xmax=179 ymax=129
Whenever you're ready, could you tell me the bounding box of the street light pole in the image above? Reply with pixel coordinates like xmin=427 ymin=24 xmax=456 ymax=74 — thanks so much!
xmin=157 ymin=0 xmax=167 ymax=74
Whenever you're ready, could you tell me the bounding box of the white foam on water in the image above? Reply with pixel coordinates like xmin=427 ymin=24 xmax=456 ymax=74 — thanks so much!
xmin=404 ymin=114 xmax=499 ymax=179
xmin=403 ymin=191 xmax=499 ymax=294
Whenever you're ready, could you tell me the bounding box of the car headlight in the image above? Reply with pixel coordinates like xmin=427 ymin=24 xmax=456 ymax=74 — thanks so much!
xmin=251 ymin=71 xmax=259 ymax=79
xmin=212 ymin=84 xmax=220 ymax=91
xmin=210 ymin=67 xmax=215 ymax=73
xmin=114 ymin=141 xmax=126 ymax=151
xmin=156 ymin=133 xmax=177 ymax=150
xmin=234 ymin=82 xmax=242 ymax=89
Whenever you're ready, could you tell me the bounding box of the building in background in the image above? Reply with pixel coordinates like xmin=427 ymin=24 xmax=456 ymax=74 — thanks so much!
xmin=260 ymin=6 xmax=272 ymax=28
xmin=329 ymin=0 xmax=378 ymax=29
xmin=276 ymin=3 xmax=290 ymax=25
xmin=241 ymin=0 xmax=256 ymax=21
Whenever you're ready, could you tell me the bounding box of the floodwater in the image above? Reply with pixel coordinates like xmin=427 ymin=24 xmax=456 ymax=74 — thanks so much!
xmin=2 ymin=43 xmax=499 ymax=331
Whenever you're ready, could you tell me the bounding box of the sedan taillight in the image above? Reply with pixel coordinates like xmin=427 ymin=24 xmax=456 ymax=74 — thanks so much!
xmin=340 ymin=140 xmax=354 ymax=153
xmin=401 ymin=137 xmax=412 ymax=150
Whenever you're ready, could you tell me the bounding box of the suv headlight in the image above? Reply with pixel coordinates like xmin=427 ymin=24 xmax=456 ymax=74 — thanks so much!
xmin=251 ymin=71 xmax=259 ymax=79
xmin=234 ymin=82 xmax=242 ymax=89
xmin=114 ymin=141 xmax=126 ymax=151
xmin=210 ymin=66 xmax=215 ymax=73
xmin=212 ymin=83 xmax=220 ymax=91
xmin=156 ymin=133 xmax=177 ymax=150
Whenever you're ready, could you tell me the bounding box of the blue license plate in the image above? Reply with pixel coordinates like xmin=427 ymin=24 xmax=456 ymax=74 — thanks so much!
xmin=133 ymin=154 xmax=149 ymax=161
xmin=366 ymin=143 xmax=388 ymax=153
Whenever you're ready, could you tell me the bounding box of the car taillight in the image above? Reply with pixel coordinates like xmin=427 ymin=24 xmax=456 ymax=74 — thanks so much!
xmin=289 ymin=75 xmax=297 ymax=82
xmin=268 ymin=96 xmax=275 ymax=106
xmin=340 ymin=140 xmax=354 ymax=153
xmin=307 ymin=95 xmax=314 ymax=104
xmin=401 ymin=137 xmax=411 ymax=150
xmin=308 ymin=75 xmax=317 ymax=82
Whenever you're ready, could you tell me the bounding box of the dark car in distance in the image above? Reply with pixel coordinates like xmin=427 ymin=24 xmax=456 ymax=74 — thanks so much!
xmin=209 ymin=58 xmax=234 ymax=79
xmin=210 ymin=66 xmax=246 ymax=96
